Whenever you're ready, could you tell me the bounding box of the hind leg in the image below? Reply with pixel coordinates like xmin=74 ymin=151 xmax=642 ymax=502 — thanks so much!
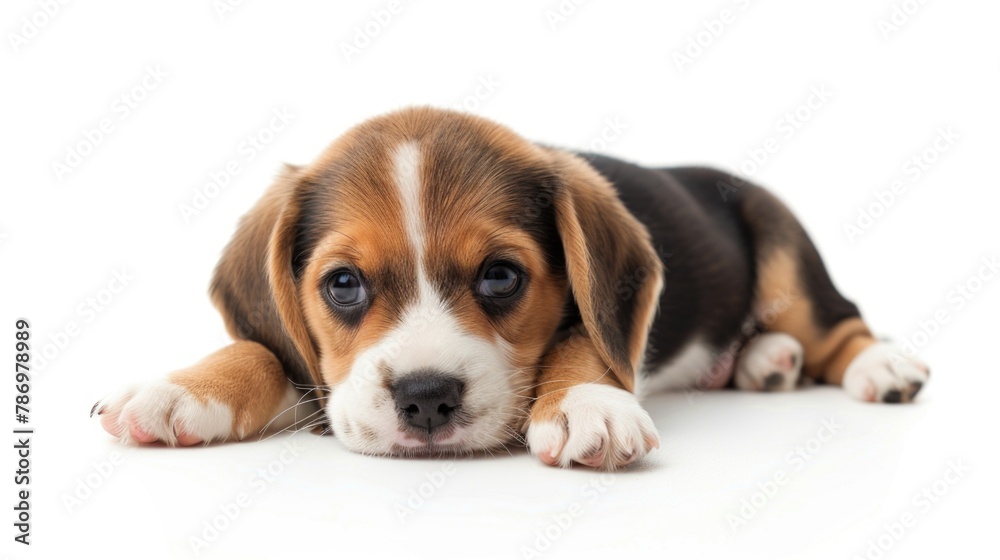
xmin=735 ymin=332 xmax=803 ymax=392
xmin=740 ymin=188 xmax=929 ymax=403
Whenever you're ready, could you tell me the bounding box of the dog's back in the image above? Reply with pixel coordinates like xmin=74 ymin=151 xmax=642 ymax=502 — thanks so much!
xmin=579 ymin=154 xmax=893 ymax=396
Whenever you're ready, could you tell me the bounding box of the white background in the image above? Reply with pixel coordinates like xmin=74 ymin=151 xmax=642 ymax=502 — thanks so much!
xmin=2 ymin=1 xmax=999 ymax=559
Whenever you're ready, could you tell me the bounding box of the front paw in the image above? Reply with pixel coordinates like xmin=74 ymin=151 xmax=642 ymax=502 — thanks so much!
xmin=525 ymin=384 xmax=659 ymax=470
xmin=843 ymin=342 xmax=930 ymax=403
xmin=92 ymin=381 xmax=235 ymax=446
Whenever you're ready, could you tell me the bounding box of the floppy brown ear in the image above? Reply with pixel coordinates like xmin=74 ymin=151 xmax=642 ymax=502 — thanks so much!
xmin=209 ymin=165 xmax=321 ymax=389
xmin=549 ymin=151 xmax=663 ymax=392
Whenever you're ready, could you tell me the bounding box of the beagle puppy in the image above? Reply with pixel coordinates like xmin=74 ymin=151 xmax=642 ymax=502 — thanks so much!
xmin=93 ymin=107 xmax=930 ymax=470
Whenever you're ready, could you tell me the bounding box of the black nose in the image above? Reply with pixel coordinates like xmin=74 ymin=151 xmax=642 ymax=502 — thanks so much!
xmin=392 ymin=373 xmax=464 ymax=431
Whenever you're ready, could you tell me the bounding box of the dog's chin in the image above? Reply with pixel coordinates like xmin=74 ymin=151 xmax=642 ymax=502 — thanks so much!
xmin=379 ymin=421 xmax=523 ymax=457
xmin=388 ymin=442 xmax=466 ymax=457
xmin=380 ymin=423 xmax=473 ymax=457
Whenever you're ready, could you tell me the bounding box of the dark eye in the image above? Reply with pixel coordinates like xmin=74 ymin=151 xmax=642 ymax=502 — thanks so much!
xmin=325 ymin=270 xmax=367 ymax=306
xmin=478 ymin=263 xmax=521 ymax=298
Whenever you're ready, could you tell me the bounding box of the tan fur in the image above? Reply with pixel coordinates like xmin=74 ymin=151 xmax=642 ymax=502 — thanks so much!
xmin=754 ymin=250 xmax=875 ymax=384
xmin=811 ymin=318 xmax=876 ymax=384
xmin=546 ymin=151 xmax=664 ymax=393
xmin=168 ymin=341 xmax=291 ymax=438
xmin=528 ymin=333 xmax=625 ymax=425
xmin=268 ymin=176 xmax=323 ymax=382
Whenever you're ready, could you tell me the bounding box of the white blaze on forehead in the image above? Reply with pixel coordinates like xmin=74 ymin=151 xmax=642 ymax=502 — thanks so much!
xmin=393 ymin=141 xmax=427 ymax=262
xmin=393 ymin=140 xmax=440 ymax=307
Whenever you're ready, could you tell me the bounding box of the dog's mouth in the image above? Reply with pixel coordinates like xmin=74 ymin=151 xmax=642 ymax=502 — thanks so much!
xmin=389 ymin=424 xmax=468 ymax=455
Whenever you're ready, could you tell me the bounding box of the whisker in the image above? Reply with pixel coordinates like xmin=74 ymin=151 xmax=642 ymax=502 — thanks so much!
xmin=258 ymin=408 xmax=326 ymax=442
xmin=258 ymin=393 xmax=326 ymax=436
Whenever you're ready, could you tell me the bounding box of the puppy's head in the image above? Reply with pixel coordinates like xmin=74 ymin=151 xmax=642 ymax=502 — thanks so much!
xmin=215 ymin=108 xmax=661 ymax=456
